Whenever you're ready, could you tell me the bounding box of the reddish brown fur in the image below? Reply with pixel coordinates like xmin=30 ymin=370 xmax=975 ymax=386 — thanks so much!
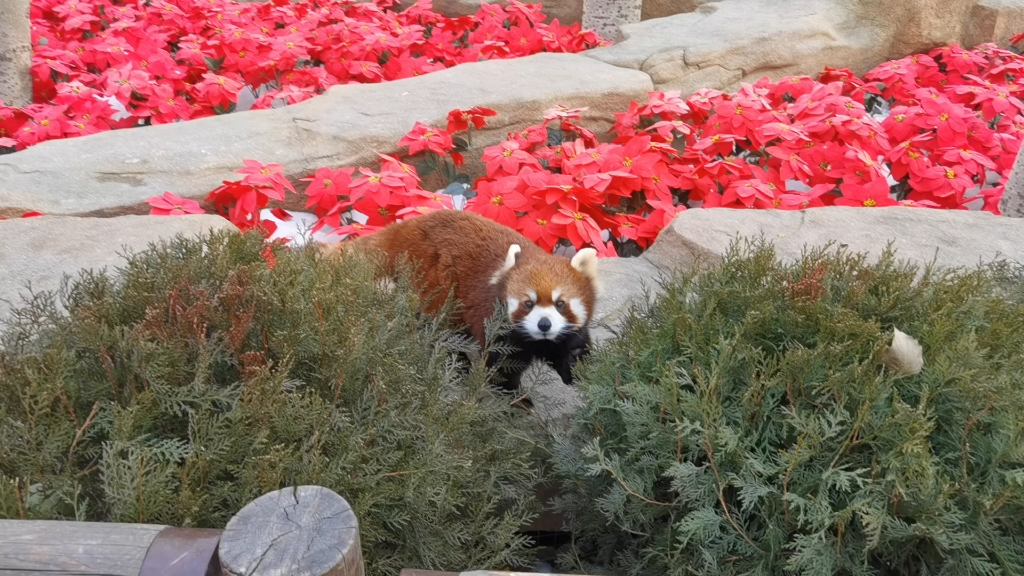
xmin=323 ymin=210 xmax=597 ymax=345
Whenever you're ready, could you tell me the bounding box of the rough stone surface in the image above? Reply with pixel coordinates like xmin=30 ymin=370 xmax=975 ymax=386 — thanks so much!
xmin=641 ymin=0 xmax=710 ymax=20
xmin=1001 ymin=140 xmax=1024 ymax=217
xmin=582 ymin=0 xmax=642 ymax=43
xmin=0 ymin=215 xmax=235 ymax=320
xmin=964 ymin=0 xmax=1024 ymax=48
xmin=584 ymin=0 xmax=1024 ymax=94
xmin=0 ymin=0 xmax=33 ymax=108
xmin=0 ymin=53 xmax=652 ymax=217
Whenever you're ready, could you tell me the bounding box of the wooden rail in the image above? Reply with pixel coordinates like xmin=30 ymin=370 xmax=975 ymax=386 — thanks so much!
xmin=0 ymin=485 xmax=591 ymax=576
xmin=0 ymin=485 xmax=359 ymax=576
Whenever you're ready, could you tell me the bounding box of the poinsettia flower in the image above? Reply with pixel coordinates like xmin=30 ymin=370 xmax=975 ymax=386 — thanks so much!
xmin=836 ymin=178 xmax=899 ymax=207
xmin=722 ymin=178 xmax=775 ymax=207
xmin=349 ymin=167 xmax=409 ymax=207
xmin=236 ymin=159 xmax=295 ymax=201
xmin=551 ymin=204 xmax=605 ymax=249
xmin=398 ymin=122 xmax=454 ymax=156
xmin=446 ymin=106 xmax=497 ymax=132
xmin=778 ymin=184 xmax=836 ymax=210
xmin=465 ymin=176 xmax=523 ymax=228
xmin=302 ymin=166 xmax=354 ymax=214
xmin=481 ymin=139 xmax=541 ymax=177
xmin=639 ymin=90 xmax=689 ymax=118
xmin=543 ymin=104 xmax=588 ymax=123
xmin=147 ymin=191 xmax=205 ymax=216
xmin=516 ymin=205 xmax=563 ymax=252
xmin=692 ymin=133 xmax=741 ymax=156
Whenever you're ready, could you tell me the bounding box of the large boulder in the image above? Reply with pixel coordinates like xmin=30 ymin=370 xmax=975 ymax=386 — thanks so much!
xmin=0 ymin=53 xmax=651 ymax=217
xmin=0 ymin=215 xmax=235 ymax=320
xmin=964 ymin=0 xmax=1024 ymax=48
xmin=644 ymin=206 xmax=1024 ymax=272
xmin=594 ymin=206 xmax=1024 ymax=335
xmin=583 ymin=0 xmax=1024 ymax=94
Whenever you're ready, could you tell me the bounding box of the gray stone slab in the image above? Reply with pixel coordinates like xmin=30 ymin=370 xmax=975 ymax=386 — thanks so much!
xmin=643 ymin=206 xmax=1024 ymax=275
xmin=0 ymin=53 xmax=652 ymax=217
xmin=0 ymin=215 xmax=235 ymax=320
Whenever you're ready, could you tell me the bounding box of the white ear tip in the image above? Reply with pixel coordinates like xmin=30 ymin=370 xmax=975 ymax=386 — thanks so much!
xmin=490 ymin=243 xmax=523 ymax=285
xmin=571 ymin=247 xmax=599 ymax=280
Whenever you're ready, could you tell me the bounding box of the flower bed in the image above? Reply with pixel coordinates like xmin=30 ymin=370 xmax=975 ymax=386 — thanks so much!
xmin=161 ymin=41 xmax=1024 ymax=258
xmin=0 ymin=0 xmax=604 ymax=150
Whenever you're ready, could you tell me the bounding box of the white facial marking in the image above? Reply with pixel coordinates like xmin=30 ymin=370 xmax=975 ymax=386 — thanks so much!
xmin=521 ymin=305 xmax=568 ymax=341
xmin=527 ymin=289 xmax=537 ymax=302
xmin=506 ymin=297 xmax=519 ymax=319
xmin=552 ymin=288 xmax=562 ymax=302
xmin=569 ymin=297 xmax=588 ymax=324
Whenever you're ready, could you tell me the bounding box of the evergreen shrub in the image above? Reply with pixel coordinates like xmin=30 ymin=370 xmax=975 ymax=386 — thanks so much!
xmin=0 ymin=230 xmax=545 ymax=575
xmin=552 ymin=241 xmax=1024 ymax=576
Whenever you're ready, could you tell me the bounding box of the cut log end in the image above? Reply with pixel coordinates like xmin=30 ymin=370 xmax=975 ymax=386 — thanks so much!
xmin=219 ymin=485 xmax=363 ymax=576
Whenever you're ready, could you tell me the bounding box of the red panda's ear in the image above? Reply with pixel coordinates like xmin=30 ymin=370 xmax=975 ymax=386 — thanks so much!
xmin=571 ymin=247 xmax=599 ymax=284
xmin=489 ymin=243 xmax=522 ymax=285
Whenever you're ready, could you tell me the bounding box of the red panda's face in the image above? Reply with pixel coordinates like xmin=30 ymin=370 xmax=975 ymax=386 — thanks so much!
xmin=501 ymin=248 xmax=599 ymax=341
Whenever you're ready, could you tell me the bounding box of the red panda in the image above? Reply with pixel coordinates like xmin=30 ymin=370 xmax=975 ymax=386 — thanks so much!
xmin=322 ymin=209 xmax=599 ymax=391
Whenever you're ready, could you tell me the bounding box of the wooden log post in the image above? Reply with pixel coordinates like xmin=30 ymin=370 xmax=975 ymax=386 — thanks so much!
xmin=218 ymin=485 xmax=363 ymax=576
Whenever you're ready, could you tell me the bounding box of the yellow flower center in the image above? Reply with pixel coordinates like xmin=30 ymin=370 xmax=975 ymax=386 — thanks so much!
xmin=491 ymin=195 xmax=503 ymax=205
xmin=863 ymin=198 xmax=877 ymax=207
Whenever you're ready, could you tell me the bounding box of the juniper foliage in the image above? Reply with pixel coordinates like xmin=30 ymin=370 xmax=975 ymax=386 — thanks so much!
xmin=0 ymin=230 xmax=545 ymax=575
xmin=552 ymin=240 xmax=1024 ymax=576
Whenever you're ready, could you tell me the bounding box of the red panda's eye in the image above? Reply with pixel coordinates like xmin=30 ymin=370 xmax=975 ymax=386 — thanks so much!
xmin=524 ymin=300 xmax=534 ymax=310
xmin=555 ymin=300 xmax=566 ymax=311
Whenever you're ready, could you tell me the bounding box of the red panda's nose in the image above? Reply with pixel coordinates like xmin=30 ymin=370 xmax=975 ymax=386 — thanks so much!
xmin=538 ymin=317 xmax=552 ymax=333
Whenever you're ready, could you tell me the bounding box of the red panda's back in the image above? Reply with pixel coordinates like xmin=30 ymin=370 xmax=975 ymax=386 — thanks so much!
xmin=364 ymin=211 xmax=543 ymax=340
